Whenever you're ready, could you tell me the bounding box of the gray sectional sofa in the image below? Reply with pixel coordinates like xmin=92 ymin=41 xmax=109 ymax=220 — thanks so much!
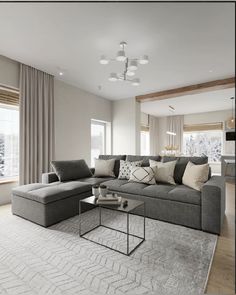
xmin=12 ymin=155 xmax=225 ymax=234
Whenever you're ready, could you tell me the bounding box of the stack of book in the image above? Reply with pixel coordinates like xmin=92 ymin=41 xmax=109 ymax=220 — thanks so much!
xmin=96 ymin=194 xmax=122 ymax=205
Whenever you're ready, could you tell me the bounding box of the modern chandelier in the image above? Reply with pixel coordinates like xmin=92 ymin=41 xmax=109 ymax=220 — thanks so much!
xmin=99 ymin=41 xmax=149 ymax=86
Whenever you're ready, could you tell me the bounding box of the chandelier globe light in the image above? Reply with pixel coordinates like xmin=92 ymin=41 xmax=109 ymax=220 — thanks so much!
xmin=132 ymin=78 xmax=140 ymax=86
xmin=108 ymin=73 xmax=118 ymax=82
xmin=99 ymin=55 xmax=109 ymax=65
xmin=99 ymin=41 xmax=149 ymax=86
xmin=139 ymin=55 xmax=149 ymax=65
xmin=128 ymin=60 xmax=138 ymax=71
xmin=126 ymin=70 xmax=135 ymax=77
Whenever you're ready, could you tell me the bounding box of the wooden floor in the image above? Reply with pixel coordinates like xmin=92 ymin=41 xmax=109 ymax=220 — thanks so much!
xmin=0 ymin=183 xmax=235 ymax=294
xmin=206 ymin=182 xmax=235 ymax=294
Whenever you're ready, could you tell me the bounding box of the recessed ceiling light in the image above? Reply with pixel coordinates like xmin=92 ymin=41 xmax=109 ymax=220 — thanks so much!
xmin=209 ymin=69 xmax=213 ymax=73
xmin=59 ymin=72 xmax=64 ymax=76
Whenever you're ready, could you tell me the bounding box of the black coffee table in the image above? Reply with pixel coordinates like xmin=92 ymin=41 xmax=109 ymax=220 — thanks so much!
xmin=79 ymin=196 xmax=145 ymax=255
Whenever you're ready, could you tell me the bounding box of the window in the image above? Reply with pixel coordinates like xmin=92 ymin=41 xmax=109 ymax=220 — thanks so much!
xmin=0 ymin=104 xmax=19 ymax=181
xmin=91 ymin=120 xmax=106 ymax=167
xmin=183 ymin=123 xmax=223 ymax=162
xmin=140 ymin=127 xmax=150 ymax=156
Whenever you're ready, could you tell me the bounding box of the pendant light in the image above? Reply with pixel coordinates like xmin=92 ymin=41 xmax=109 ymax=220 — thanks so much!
xmin=166 ymin=106 xmax=176 ymax=136
xmin=226 ymin=97 xmax=235 ymax=129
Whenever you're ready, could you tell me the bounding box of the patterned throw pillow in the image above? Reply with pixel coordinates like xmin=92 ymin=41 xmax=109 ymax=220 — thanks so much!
xmin=129 ymin=166 xmax=156 ymax=185
xmin=118 ymin=160 xmax=142 ymax=180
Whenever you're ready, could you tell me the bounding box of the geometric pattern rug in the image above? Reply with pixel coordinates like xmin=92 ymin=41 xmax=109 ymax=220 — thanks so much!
xmin=0 ymin=207 xmax=217 ymax=295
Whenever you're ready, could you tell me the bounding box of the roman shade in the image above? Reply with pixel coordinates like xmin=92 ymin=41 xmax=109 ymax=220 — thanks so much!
xmin=184 ymin=122 xmax=223 ymax=132
xmin=0 ymin=87 xmax=19 ymax=106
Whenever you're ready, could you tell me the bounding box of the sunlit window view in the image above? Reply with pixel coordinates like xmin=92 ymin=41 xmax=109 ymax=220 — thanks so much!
xmin=183 ymin=130 xmax=223 ymax=162
xmin=0 ymin=104 xmax=19 ymax=180
xmin=141 ymin=130 xmax=150 ymax=156
xmin=91 ymin=120 xmax=106 ymax=167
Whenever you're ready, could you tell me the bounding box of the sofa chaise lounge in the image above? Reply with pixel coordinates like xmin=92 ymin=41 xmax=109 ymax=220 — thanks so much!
xmin=12 ymin=155 xmax=225 ymax=234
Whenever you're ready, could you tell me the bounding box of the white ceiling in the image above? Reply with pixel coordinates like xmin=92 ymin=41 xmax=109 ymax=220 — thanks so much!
xmin=0 ymin=3 xmax=234 ymax=100
xmin=141 ymin=88 xmax=235 ymax=116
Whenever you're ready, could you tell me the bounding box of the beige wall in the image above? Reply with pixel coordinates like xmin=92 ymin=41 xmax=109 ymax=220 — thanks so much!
xmin=54 ymin=80 xmax=112 ymax=165
xmin=112 ymin=97 xmax=140 ymax=155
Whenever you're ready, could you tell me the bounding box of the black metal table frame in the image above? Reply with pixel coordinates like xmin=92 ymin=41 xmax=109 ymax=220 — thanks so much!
xmin=79 ymin=200 xmax=145 ymax=256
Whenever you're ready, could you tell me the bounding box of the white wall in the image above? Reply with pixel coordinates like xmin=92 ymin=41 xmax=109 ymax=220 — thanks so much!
xmin=54 ymin=80 xmax=112 ymax=165
xmin=112 ymin=97 xmax=140 ymax=155
xmin=0 ymin=55 xmax=19 ymax=89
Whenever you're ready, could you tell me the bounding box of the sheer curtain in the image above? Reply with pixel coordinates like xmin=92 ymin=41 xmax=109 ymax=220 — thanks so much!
xmin=166 ymin=115 xmax=184 ymax=152
xmin=19 ymin=64 xmax=55 ymax=184
xmin=149 ymin=115 xmax=159 ymax=155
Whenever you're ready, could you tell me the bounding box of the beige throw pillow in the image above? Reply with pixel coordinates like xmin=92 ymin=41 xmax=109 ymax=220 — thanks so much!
xmin=182 ymin=161 xmax=209 ymax=191
xmin=94 ymin=158 xmax=115 ymax=177
xmin=149 ymin=159 xmax=177 ymax=185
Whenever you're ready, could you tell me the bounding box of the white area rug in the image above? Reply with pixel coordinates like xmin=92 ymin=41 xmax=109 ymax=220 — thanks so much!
xmin=0 ymin=208 xmax=217 ymax=295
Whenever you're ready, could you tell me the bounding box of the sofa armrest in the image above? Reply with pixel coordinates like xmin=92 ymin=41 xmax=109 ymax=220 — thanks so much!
xmin=201 ymin=175 xmax=225 ymax=234
xmin=42 ymin=172 xmax=59 ymax=184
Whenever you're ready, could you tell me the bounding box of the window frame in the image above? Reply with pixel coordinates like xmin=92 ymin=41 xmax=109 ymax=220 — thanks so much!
xmin=0 ymin=101 xmax=19 ymax=184
xmin=183 ymin=127 xmax=224 ymax=163
xmin=140 ymin=126 xmax=150 ymax=156
xmin=91 ymin=119 xmax=107 ymax=166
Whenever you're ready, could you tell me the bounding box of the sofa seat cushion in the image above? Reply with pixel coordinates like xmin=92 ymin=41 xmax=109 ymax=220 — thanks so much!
xmin=168 ymin=185 xmax=201 ymax=205
xmin=142 ymin=184 xmax=174 ymax=199
xmin=101 ymin=179 xmax=129 ymax=191
xmin=78 ymin=177 xmax=115 ymax=186
xmin=12 ymin=181 xmax=91 ymax=204
xmin=102 ymin=179 xmax=201 ymax=206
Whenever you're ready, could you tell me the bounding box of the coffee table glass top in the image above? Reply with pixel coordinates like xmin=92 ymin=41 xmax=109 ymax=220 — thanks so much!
xmin=80 ymin=195 xmax=144 ymax=213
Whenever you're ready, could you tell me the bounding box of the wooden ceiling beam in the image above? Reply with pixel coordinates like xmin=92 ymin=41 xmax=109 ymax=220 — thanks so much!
xmin=136 ymin=77 xmax=235 ymax=103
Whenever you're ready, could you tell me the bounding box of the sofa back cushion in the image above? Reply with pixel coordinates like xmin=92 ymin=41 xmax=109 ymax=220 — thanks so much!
xmin=51 ymin=159 xmax=92 ymax=182
xmin=126 ymin=155 xmax=161 ymax=167
xmin=162 ymin=156 xmax=208 ymax=184
xmin=98 ymin=155 xmax=126 ymax=177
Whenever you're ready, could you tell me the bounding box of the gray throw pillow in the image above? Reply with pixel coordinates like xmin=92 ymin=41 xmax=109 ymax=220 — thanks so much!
xmin=51 ymin=159 xmax=92 ymax=182
xmin=94 ymin=158 xmax=115 ymax=177
xmin=98 ymin=155 xmax=126 ymax=177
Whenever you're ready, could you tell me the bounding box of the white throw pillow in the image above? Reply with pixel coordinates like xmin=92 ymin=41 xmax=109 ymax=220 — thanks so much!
xmin=129 ymin=166 xmax=156 ymax=185
xmin=182 ymin=161 xmax=209 ymax=191
xmin=149 ymin=159 xmax=177 ymax=185
xmin=118 ymin=160 xmax=142 ymax=180
xmin=94 ymin=158 xmax=115 ymax=177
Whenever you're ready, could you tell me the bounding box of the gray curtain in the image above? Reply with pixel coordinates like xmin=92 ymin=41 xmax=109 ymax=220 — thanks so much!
xmin=149 ymin=115 xmax=159 ymax=155
xmin=19 ymin=64 xmax=54 ymax=184
xmin=166 ymin=115 xmax=184 ymax=152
